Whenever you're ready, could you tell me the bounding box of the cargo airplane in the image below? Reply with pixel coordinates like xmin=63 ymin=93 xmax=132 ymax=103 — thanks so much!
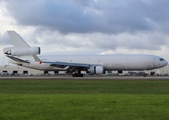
xmin=3 ymin=31 xmax=168 ymax=77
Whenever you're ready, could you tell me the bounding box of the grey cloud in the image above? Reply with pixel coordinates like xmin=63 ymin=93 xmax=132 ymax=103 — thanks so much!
xmin=3 ymin=0 xmax=169 ymax=34
xmin=5 ymin=0 xmax=96 ymax=33
xmin=34 ymin=31 xmax=168 ymax=52
xmin=1 ymin=0 xmax=169 ymax=53
xmin=72 ymin=0 xmax=91 ymax=7
xmin=86 ymin=32 xmax=168 ymax=51
xmin=36 ymin=31 xmax=93 ymax=49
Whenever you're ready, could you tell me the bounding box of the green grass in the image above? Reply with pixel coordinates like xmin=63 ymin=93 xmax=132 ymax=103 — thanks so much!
xmin=0 ymin=79 xmax=169 ymax=120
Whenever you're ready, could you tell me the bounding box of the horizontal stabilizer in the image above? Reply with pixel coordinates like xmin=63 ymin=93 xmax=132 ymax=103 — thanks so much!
xmin=7 ymin=55 xmax=30 ymax=63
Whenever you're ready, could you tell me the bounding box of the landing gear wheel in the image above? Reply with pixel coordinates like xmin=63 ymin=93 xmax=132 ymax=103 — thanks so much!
xmin=80 ymin=74 xmax=83 ymax=77
xmin=72 ymin=73 xmax=83 ymax=77
xmin=143 ymin=74 xmax=147 ymax=77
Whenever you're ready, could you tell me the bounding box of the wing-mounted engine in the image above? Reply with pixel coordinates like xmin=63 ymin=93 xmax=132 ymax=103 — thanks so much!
xmin=88 ymin=66 xmax=104 ymax=74
xmin=3 ymin=47 xmax=40 ymax=56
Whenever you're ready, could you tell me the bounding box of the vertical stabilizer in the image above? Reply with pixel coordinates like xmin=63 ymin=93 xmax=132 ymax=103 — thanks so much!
xmin=7 ymin=31 xmax=30 ymax=48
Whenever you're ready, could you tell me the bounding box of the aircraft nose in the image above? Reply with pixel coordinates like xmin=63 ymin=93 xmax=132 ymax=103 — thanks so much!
xmin=165 ymin=60 xmax=168 ymax=66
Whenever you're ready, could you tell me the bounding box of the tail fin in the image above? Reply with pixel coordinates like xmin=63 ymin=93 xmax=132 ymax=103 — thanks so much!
xmin=6 ymin=31 xmax=41 ymax=62
xmin=7 ymin=31 xmax=30 ymax=48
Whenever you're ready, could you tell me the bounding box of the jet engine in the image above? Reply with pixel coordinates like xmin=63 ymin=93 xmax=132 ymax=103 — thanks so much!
xmin=88 ymin=66 xmax=104 ymax=74
xmin=3 ymin=47 xmax=40 ymax=56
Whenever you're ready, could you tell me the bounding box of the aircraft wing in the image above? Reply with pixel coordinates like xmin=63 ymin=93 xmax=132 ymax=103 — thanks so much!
xmin=43 ymin=61 xmax=91 ymax=68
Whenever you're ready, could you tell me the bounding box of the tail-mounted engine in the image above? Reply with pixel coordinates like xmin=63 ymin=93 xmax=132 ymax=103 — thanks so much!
xmin=3 ymin=47 xmax=40 ymax=56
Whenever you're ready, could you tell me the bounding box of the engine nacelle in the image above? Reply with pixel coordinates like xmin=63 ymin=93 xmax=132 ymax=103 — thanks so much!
xmin=4 ymin=47 xmax=40 ymax=56
xmin=88 ymin=66 xmax=104 ymax=74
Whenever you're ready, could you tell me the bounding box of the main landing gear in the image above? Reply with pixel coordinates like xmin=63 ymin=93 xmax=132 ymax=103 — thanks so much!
xmin=143 ymin=74 xmax=147 ymax=77
xmin=72 ymin=73 xmax=84 ymax=77
xmin=72 ymin=69 xmax=84 ymax=77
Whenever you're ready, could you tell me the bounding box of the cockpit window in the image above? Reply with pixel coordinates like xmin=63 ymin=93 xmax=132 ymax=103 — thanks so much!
xmin=160 ymin=58 xmax=164 ymax=61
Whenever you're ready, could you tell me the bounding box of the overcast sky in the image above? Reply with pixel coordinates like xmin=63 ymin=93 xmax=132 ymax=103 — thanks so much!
xmin=0 ymin=0 xmax=169 ymax=65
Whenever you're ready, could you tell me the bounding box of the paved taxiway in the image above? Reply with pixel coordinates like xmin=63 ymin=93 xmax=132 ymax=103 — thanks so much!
xmin=0 ymin=76 xmax=169 ymax=80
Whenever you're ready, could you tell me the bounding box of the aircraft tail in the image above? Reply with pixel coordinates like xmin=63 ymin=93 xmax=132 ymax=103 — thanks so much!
xmin=7 ymin=31 xmax=30 ymax=48
xmin=4 ymin=31 xmax=41 ymax=62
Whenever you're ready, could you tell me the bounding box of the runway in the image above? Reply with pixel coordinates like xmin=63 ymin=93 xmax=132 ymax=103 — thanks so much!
xmin=0 ymin=75 xmax=169 ymax=80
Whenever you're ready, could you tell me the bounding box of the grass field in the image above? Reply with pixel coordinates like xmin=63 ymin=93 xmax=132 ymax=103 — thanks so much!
xmin=0 ymin=79 xmax=169 ymax=120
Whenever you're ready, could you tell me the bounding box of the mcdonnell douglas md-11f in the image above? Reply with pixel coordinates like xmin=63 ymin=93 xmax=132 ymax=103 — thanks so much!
xmin=3 ymin=31 xmax=168 ymax=77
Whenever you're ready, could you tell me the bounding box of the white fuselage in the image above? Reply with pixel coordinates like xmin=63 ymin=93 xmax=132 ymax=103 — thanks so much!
xmin=16 ymin=54 xmax=168 ymax=72
xmin=6 ymin=31 xmax=168 ymax=75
